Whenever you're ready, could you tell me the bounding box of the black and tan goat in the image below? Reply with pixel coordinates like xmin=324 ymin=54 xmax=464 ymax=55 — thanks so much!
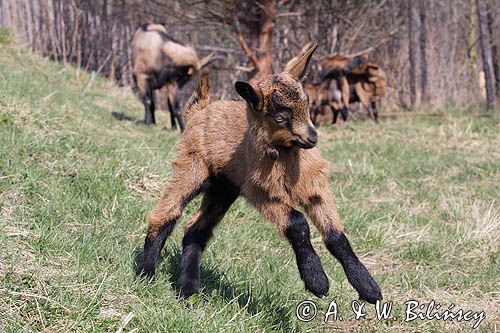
xmin=131 ymin=23 xmax=220 ymax=130
xmin=320 ymin=54 xmax=386 ymax=123
xmin=135 ymin=43 xmax=382 ymax=303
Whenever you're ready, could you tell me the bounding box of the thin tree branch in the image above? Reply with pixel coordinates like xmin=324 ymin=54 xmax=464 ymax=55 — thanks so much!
xmin=232 ymin=14 xmax=259 ymax=69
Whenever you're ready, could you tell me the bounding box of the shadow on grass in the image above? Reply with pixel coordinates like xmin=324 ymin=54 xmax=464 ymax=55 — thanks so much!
xmin=111 ymin=111 xmax=139 ymax=123
xmin=132 ymin=246 xmax=295 ymax=332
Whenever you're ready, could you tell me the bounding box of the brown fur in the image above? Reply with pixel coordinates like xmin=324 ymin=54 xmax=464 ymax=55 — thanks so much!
xmin=183 ymin=71 xmax=211 ymax=124
xmin=347 ymin=62 xmax=387 ymax=105
xmin=138 ymin=43 xmax=382 ymax=303
xmin=148 ymin=42 xmax=342 ymax=239
xmin=320 ymin=54 xmax=353 ymax=73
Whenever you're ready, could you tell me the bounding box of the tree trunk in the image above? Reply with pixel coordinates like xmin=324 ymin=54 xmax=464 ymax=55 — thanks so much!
xmin=468 ymin=0 xmax=479 ymax=99
xmin=408 ymin=0 xmax=417 ymax=109
xmin=253 ymin=0 xmax=275 ymax=84
xmin=233 ymin=0 xmax=276 ymax=85
xmin=486 ymin=4 xmax=499 ymax=98
xmin=476 ymin=0 xmax=494 ymax=111
xmin=418 ymin=0 xmax=428 ymax=103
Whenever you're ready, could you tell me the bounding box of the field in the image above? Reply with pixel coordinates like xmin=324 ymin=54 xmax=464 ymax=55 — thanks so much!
xmin=0 ymin=35 xmax=499 ymax=332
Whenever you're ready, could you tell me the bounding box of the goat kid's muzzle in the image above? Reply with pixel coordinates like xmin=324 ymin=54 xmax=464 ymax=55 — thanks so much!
xmin=293 ymin=127 xmax=318 ymax=149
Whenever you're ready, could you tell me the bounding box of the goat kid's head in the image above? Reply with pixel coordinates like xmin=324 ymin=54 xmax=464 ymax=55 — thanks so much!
xmin=235 ymin=42 xmax=319 ymax=150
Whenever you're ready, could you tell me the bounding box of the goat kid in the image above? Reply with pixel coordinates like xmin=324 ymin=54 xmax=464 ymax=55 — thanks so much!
xmin=136 ymin=42 xmax=382 ymax=304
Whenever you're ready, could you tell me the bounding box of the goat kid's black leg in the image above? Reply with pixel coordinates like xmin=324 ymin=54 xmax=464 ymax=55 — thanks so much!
xmin=167 ymin=96 xmax=177 ymax=130
xmin=172 ymin=97 xmax=185 ymax=132
xmin=170 ymin=111 xmax=177 ymax=130
xmin=179 ymin=178 xmax=239 ymax=298
xmin=332 ymin=108 xmax=339 ymax=124
xmin=325 ymin=228 xmax=382 ymax=304
xmin=285 ymin=210 xmax=329 ymax=297
xmin=179 ymin=230 xmax=207 ymax=298
xmin=143 ymin=90 xmax=155 ymax=126
xmin=136 ymin=222 xmax=176 ymax=278
xmin=150 ymin=92 xmax=156 ymax=125
xmin=371 ymin=102 xmax=379 ymax=123
xmin=340 ymin=107 xmax=349 ymax=122
xmin=366 ymin=105 xmax=375 ymax=122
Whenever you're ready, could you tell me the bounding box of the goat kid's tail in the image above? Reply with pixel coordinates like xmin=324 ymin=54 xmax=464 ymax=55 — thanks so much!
xmin=183 ymin=71 xmax=211 ymax=125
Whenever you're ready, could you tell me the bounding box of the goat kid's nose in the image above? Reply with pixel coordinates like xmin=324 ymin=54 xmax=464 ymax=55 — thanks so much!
xmin=307 ymin=127 xmax=318 ymax=144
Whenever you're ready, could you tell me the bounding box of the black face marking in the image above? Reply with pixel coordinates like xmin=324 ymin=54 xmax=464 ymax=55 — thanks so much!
xmin=268 ymin=94 xmax=294 ymax=127
xmin=271 ymin=95 xmax=293 ymax=115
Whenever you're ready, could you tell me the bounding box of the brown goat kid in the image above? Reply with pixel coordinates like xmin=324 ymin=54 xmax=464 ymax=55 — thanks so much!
xmin=135 ymin=43 xmax=382 ymax=303
xmin=131 ymin=23 xmax=220 ymax=130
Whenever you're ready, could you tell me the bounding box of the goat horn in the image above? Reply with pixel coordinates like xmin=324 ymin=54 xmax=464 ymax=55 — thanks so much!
xmin=198 ymin=53 xmax=225 ymax=70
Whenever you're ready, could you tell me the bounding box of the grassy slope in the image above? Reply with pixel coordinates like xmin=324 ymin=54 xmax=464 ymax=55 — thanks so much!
xmin=1 ymin=38 xmax=499 ymax=332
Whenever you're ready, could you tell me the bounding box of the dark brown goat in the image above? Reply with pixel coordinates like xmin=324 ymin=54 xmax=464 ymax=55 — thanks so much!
xmin=344 ymin=64 xmax=387 ymax=123
xmin=135 ymin=43 xmax=382 ymax=303
xmin=320 ymin=54 xmax=386 ymax=123
xmin=131 ymin=23 xmax=220 ymax=130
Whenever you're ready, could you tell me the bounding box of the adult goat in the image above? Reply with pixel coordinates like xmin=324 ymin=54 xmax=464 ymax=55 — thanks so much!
xmin=131 ymin=23 xmax=221 ymax=130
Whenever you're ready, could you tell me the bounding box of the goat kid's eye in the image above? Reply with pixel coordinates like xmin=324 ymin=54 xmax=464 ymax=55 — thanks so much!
xmin=274 ymin=115 xmax=285 ymax=123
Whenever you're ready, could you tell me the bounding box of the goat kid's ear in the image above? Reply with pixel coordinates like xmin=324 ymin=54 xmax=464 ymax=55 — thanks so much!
xmin=284 ymin=42 xmax=318 ymax=81
xmin=235 ymin=81 xmax=263 ymax=112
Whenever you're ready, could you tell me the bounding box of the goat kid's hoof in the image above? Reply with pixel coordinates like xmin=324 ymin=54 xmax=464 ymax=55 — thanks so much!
xmin=179 ymin=282 xmax=200 ymax=299
xmin=303 ymin=271 xmax=330 ymax=297
xmin=305 ymin=281 xmax=329 ymax=298
xmin=135 ymin=264 xmax=156 ymax=279
xmin=356 ymin=278 xmax=382 ymax=304
xmin=344 ymin=260 xmax=382 ymax=304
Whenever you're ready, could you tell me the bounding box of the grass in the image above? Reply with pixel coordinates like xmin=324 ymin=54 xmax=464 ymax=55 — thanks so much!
xmin=1 ymin=34 xmax=499 ymax=332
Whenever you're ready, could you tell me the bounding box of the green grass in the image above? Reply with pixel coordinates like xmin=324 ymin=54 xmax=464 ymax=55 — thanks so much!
xmin=1 ymin=36 xmax=499 ymax=332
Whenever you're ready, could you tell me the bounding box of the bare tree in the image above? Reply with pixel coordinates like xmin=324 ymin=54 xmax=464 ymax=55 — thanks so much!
xmin=408 ymin=0 xmax=417 ymax=108
xmin=0 ymin=0 xmax=493 ymax=111
xmin=467 ymin=0 xmax=478 ymax=98
xmin=418 ymin=0 xmax=428 ymax=104
xmin=232 ymin=0 xmax=276 ymax=84
xmin=486 ymin=2 xmax=499 ymax=98
xmin=476 ymin=0 xmax=494 ymax=111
